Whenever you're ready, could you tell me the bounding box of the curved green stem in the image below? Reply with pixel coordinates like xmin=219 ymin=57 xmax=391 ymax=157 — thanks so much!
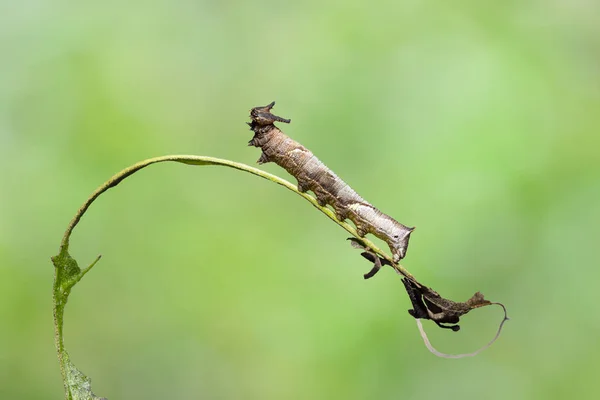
xmin=52 ymin=155 xmax=414 ymax=400
xmin=59 ymin=155 xmax=411 ymax=276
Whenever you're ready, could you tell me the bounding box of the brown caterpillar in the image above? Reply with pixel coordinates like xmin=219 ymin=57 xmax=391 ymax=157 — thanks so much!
xmin=247 ymin=102 xmax=414 ymax=263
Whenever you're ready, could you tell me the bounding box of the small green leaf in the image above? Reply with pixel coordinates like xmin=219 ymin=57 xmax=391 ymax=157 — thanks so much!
xmin=52 ymin=249 xmax=103 ymax=399
xmin=63 ymin=351 xmax=107 ymax=400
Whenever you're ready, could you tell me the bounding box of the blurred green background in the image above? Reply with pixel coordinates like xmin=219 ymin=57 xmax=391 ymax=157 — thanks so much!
xmin=1 ymin=1 xmax=599 ymax=399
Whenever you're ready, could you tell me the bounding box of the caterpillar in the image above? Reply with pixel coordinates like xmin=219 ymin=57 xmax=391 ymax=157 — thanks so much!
xmin=247 ymin=102 xmax=414 ymax=263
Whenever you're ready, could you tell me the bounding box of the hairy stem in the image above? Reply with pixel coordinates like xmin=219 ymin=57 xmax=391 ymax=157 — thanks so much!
xmin=59 ymin=155 xmax=412 ymax=276
xmin=53 ymin=155 xmax=415 ymax=399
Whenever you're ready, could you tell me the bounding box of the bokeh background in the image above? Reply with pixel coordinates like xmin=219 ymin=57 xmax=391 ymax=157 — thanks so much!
xmin=2 ymin=1 xmax=599 ymax=399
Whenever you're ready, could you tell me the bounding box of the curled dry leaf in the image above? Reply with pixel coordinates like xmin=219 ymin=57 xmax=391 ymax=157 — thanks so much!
xmin=349 ymin=238 xmax=509 ymax=356
xmin=414 ymin=303 xmax=510 ymax=359
xmin=401 ymin=277 xmax=509 ymax=357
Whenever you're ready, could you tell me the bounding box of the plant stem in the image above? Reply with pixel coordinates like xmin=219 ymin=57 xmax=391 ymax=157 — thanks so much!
xmin=58 ymin=155 xmax=413 ymax=278
xmin=52 ymin=155 xmax=417 ymax=399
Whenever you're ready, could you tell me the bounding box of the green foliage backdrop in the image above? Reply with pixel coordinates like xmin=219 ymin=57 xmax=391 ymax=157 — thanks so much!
xmin=1 ymin=1 xmax=599 ymax=399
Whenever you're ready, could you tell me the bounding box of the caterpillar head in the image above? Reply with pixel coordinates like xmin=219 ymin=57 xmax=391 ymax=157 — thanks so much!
xmin=250 ymin=101 xmax=291 ymax=126
xmin=390 ymin=226 xmax=415 ymax=263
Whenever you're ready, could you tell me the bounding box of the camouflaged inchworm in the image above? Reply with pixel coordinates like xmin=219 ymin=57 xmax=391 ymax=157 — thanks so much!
xmin=247 ymin=102 xmax=414 ymax=263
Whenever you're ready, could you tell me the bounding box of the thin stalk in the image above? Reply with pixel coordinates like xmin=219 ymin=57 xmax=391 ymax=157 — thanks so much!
xmin=58 ymin=155 xmax=411 ymax=276
xmin=52 ymin=155 xmax=414 ymax=400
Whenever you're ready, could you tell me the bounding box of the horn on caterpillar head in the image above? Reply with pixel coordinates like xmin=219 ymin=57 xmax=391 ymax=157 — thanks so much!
xmin=250 ymin=102 xmax=291 ymax=126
